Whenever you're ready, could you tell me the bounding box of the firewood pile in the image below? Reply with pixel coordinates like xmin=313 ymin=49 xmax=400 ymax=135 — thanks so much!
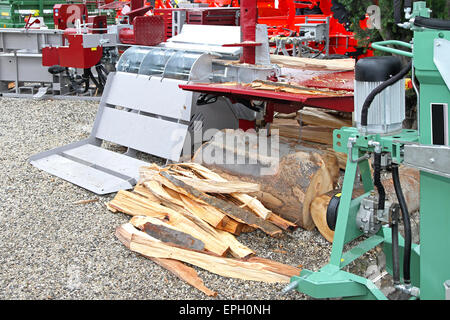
xmin=107 ymin=163 xmax=301 ymax=297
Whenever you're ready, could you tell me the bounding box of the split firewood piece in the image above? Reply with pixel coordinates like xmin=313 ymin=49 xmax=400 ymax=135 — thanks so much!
xmin=174 ymin=163 xmax=273 ymax=220
xmin=167 ymin=175 xmax=261 ymax=194
xmin=133 ymin=183 xmax=161 ymax=202
xmin=244 ymin=256 xmax=301 ymax=278
xmin=178 ymin=194 xmax=244 ymax=235
xmin=131 ymin=215 xmax=255 ymax=259
xmin=142 ymin=174 xmax=243 ymax=235
xmin=143 ymin=180 xmax=186 ymax=207
xmin=115 ymin=223 xmax=217 ymax=297
xmin=267 ymin=214 xmax=298 ymax=231
xmin=223 ymin=193 xmax=297 ymax=231
xmin=109 ymin=191 xmax=229 ymax=256
xmin=310 ymin=167 xmax=420 ymax=242
xmin=140 ymin=166 xmax=204 ymax=203
xmin=118 ymin=223 xmax=291 ymax=283
xmin=107 ymin=190 xmax=168 ymax=219
xmin=175 ymin=163 xmax=297 ymax=230
xmin=160 ymin=171 xmax=283 ymax=237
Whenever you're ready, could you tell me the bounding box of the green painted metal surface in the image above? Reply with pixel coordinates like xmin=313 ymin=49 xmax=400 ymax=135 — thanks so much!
xmin=291 ymin=2 xmax=450 ymax=299
xmin=412 ymin=15 xmax=450 ymax=299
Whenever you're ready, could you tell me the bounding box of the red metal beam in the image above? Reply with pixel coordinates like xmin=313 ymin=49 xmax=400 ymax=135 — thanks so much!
xmin=179 ymin=83 xmax=353 ymax=112
xmin=240 ymin=0 xmax=258 ymax=64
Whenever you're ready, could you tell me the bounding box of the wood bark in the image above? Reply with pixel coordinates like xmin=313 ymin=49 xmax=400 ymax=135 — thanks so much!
xmin=130 ymin=215 xmax=255 ymax=259
xmin=115 ymin=223 xmax=217 ymax=296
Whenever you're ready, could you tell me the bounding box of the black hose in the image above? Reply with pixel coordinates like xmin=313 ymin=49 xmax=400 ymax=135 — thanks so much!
xmin=373 ymin=151 xmax=385 ymax=211
xmin=414 ymin=16 xmax=450 ymax=30
xmin=391 ymin=203 xmax=400 ymax=285
xmin=393 ymin=0 xmax=402 ymax=24
xmin=360 ymin=61 xmax=412 ymax=127
xmin=392 ymin=164 xmax=411 ymax=284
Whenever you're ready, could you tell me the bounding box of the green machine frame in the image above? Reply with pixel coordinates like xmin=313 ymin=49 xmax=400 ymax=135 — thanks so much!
xmin=287 ymin=1 xmax=450 ymax=300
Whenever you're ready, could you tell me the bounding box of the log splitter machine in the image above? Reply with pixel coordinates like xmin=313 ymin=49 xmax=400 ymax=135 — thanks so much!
xmin=284 ymin=1 xmax=450 ymax=300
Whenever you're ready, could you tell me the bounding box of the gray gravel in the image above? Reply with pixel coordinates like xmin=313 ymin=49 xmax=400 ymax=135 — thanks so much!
xmin=0 ymin=97 xmax=387 ymax=300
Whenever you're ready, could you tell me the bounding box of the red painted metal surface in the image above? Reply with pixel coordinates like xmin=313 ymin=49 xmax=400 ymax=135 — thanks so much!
xmin=239 ymin=119 xmax=256 ymax=131
xmin=53 ymin=4 xmax=88 ymax=30
xmin=179 ymin=82 xmax=353 ymax=112
xmin=119 ymin=15 xmax=166 ymax=46
xmin=296 ymin=71 xmax=355 ymax=93
xmin=42 ymin=31 xmax=103 ymax=69
xmin=240 ymin=0 xmax=258 ymax=64
xmin=189 ymin=0 xmax=372 ymax=58
xmin=186 ymin=8 xmax=239 ymax=26
xmin=89 ymin=15 xmax=107 ymax=34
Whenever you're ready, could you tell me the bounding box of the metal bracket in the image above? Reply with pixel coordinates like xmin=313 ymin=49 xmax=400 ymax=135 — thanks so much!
xmin=403 ymin=144 xmax=450 ymax=178
xmin=434 ymin=38 xmax=450 ymax=91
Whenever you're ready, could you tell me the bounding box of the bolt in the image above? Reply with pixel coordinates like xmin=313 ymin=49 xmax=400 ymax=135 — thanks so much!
xmin=429 ymin=158 xmax=435 ymax=164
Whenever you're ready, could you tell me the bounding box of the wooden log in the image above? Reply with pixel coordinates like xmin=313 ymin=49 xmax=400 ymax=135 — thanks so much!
xmin=160 ymin=171 xmax=283 ymax=237
xmin=192 ymin=130 xmax=340 ymax=230
xmin=118 ymin=223 xmax=292 ymax=283
xmin=115 ymin=223 xmax=217 ymax=297
xmin=310 ymin=167 xmax=420 ymax=242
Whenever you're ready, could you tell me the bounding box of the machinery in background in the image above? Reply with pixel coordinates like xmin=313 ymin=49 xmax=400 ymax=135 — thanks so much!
xmin=28 ymin=0 xmax=281 ymax=194
xmin=189 ymin=0 xmax=372 ymax=58
xmin=0 ymin=1 xmax=166 ymax=98
xmin=0 ymin=0 xmax=109 ymax=29
xmin=283 ymin=1 xmax=450 ymax=300
xmin=28 ymin=0 xmax=355 ymax=196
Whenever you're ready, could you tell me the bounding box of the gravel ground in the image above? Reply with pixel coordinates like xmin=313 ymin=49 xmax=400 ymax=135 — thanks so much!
xmin=0 ymin=97 xmax=392 ymax=300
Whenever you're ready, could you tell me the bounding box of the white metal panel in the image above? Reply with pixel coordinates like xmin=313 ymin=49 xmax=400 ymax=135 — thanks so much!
xmin=103 ymin=72 xmax=192 ymax=121
xmin=31 ymin=154 xmax=133 ymax=194
xmin=163 ymin=25 xmax=241 ymax=56
xmin=94 ymin=107 xmax=188 ymax=161
xmin=62 ymin=144 xmax=148 ymax=181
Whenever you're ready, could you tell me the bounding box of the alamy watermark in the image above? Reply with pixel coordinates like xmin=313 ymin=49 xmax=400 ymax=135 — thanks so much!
xmin=170 ymin=122 xmax=280 ymax=176
xmin=366 ymin=5 xmax=382 ymax=29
